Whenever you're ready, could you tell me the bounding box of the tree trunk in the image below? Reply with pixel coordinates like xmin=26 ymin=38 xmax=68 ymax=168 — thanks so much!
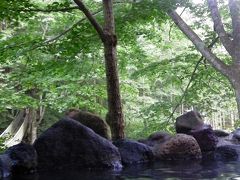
xmin=230 ymin=77 xmax=240 ymax=120
xmin=23 ymin=108 xmax=37 ymax=144
xmin=102 ymin=0 xmax=124 ymax=140
xmin=73 ymin=0 xmax=125 ymax=140
xmin=23 ymin=91 xmax=45 ymax=144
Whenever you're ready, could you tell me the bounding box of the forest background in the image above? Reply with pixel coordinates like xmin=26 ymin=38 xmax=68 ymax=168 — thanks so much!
xmin=0 ymin=0 xmax=238 ymax=145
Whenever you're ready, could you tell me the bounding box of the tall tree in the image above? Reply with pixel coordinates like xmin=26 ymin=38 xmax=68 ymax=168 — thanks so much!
xmin=168 ymin=0 xmax=240 ymax=119
xmin=73 ymin=0 xmax=124 ymax=140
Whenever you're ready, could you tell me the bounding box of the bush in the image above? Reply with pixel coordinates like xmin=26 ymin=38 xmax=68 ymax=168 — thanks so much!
xmin=0 ymin=136 xmax=7 ymax=153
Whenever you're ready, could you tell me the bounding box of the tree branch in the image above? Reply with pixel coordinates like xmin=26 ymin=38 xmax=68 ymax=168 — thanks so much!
xmin=167 ymin=57 xmax=203 ymax=123
xmin=1 ymin=2 xmax=122 ymax=54
xmin=0 ymin=9 xmax=103 ymax=54
xmin=44 ymin=9 xmax=102 ymax=44
xmin=169 ymin=7 xmax=186 ymax=41
xmin=207 ymin=0 xmax=234 ymax=57
xmin=167 ymin=36 xmax=220 ymax=122
xmin=228 ymin=0 xmax=240 ymax=57
xmin=9 ymin=1 xmax=128 ymax=13
xmin=168 ymin=10 xmax=230 ymax=77
xmin=73 ymin=0 xmax=105 ymax=42
xmin=13 ymin=6 xmax=79 ymax=12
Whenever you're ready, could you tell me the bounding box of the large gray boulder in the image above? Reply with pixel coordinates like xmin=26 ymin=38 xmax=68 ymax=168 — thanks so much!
xmin=34 ymin=118 xmax=122 ymax=170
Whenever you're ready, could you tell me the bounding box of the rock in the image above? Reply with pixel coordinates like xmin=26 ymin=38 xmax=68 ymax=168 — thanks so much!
xmin=153 ymin=134 xmax=202 ymax=160
xmin=148 ymin=131 xmax=172 ymax=145
xmin=34 ymin=118 xmax=121 ymax=170
xmin=189 ymin=125 xmax=218 ymax=152
xmin=65 ymin=109 xmax=111 ymax=140
xmin=138 ymin=139 xmax=149 ymax=145
xmin=201 ymin=150 xmax=215 ymax=161
xmin=176 ymin=111 xmax=204 ymax=134
xmin=217 ymin=137 xmax=234 ymax=147
xmin=5 ymin=143 xmax=37 ymax=174
xmin=113 ymin=139 xmax=154 ymax=165
xmin=0 ymin=143 xmax=37 ymax=178
xmin=175 ymin=111 xmax=218 ymax=152
xmin=232 ymin=128 xmax=240 ymax=141
xmin=0 ymin=154 xmax=12 ymax=178
xmin=213 ymin=130 xmax=229 ymax=137
xmin=215 ymin=145 xmax=239 ymax=161
xmin=138 ymin=131 xmax=172 ymax=147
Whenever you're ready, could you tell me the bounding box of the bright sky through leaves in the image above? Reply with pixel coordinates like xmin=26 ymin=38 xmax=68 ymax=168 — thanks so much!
xmin=193 ymin=0 xmax=204 ymax=3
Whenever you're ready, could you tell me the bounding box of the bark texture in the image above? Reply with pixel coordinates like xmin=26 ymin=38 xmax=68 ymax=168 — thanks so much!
xmin=102 ymin=0 xmax=124 ymax=140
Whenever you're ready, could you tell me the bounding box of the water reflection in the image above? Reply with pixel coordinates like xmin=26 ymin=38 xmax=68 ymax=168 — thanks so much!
xmin=8 ymin=160 xmax=240 ymax=180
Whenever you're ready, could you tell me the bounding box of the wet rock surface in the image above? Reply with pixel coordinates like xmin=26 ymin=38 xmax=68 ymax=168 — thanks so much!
xmin=189 ymin=126 xmax=218 ymax=152
xmin=153 ymin=134 xmax=202 ymax=160
xmin=215 ymin=145 xmax=239 ymax=161
xmin=113 ymin=139 xmax=154 ymax=165
xmin=34 ymin=118 xmax=121 ymax=170
xmin=217 ymin=137 xmax=234 ymax=147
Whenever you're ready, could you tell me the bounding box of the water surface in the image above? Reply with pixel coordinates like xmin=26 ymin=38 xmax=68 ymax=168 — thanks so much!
xmin=10 ymin=160 xmax=240 ymax=180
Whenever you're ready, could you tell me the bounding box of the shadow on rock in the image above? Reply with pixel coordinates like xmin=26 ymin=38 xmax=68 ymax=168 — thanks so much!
xmin=33 ymin=118 xmax=121 ymax=171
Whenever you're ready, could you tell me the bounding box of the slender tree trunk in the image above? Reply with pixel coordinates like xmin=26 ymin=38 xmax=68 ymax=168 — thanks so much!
xmin=102 ymin=0 xmax=124 ymax=140
xmin=73 ymin=0 xmax=125 ymax=140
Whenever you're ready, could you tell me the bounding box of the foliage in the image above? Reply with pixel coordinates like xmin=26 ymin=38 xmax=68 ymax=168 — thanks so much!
xmin=0 ymin=136 xmax=8 ymax=154
xmin=0 ymin=0 xmax=238 ymax=140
